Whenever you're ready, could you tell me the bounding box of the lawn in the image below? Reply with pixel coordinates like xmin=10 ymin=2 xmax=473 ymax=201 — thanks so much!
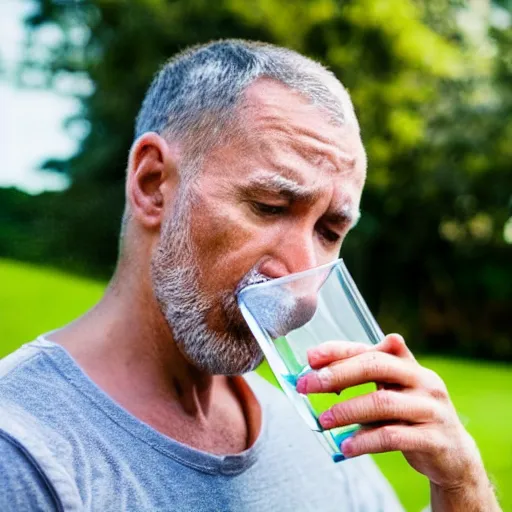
xmin=1 ymin=259 xmax=511 ymax=511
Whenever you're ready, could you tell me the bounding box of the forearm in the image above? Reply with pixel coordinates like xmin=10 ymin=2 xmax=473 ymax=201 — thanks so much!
xmin=430 ymin=467 xmax=501 ymax=512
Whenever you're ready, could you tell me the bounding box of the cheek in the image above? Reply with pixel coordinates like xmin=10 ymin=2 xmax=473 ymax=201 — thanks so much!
xmin=191 ymin=201 xmax=252 ymax=260
xmin=189 ymin=196 xmax=271 ymax=291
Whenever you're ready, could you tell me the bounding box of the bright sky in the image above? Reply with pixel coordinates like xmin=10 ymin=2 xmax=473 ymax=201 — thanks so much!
xmin=0 ymin=0 xmax=83 ymax=194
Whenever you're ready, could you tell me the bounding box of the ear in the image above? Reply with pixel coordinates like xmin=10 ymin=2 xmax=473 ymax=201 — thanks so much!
xmin=126 ymin=132 xmax=180 ymax=230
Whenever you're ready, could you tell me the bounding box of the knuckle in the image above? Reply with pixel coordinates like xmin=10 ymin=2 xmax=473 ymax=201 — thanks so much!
xmin=423 ymin=369 xmax=450 ymax=401
xmin=316 ymin=367 xmax=335 ymax=391
xmin=331 ymin=403 xmax=349 ymax=424
xmin=424 ymin=428 xmax=446 ymax=453
xmin=380 ymin=426 xmax=402 ymax=450
xmin=430 ymin=384 xmax=450 ymax=402
xmin=382 ymin=333 xmax=407 ymax=356
xmin=391 ymin=333 xmax=406 ymax=347
xmin=361 ymin=353 xmax=380 ymax=379
xmin=429 ymin=403 xmax=449 ymax=423
xmin=371 ymin=389 xmax=393 ymax=412
xmin=416 ymin=424 xmax=451 ymax=454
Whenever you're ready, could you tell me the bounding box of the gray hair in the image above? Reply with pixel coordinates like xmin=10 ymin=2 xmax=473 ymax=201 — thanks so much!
xmin=135 ymin=39 xmax=357 ymax=173
xmin=121 ymin=40 xmax=358 ymax=237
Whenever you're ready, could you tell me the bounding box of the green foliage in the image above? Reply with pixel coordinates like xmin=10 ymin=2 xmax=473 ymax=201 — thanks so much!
xmin=1 ymin=259 xmax=511 ymax=511
xmin=2 ymin=0 xmax=511 ymax=359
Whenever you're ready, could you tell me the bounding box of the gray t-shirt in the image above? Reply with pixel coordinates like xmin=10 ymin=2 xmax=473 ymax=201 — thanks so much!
xmin=0 ymin=338 xmax=404 ymax=511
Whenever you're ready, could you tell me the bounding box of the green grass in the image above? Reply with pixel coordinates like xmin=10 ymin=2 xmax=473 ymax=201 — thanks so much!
xmin=1 ymin=259 xmax=511 ymax=511
xmin=258 ymin=360 xmax=512 ymax=511
xmin=0 ymin=259 xmax=105 ymax=357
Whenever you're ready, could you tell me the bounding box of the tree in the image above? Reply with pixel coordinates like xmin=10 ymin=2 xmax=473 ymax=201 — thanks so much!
xmin=8 ymin=0 xmax=511 ymax=358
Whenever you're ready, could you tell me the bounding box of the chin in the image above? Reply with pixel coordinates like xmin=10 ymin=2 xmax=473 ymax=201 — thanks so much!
xmin=170 ymin=313 xmax=264 ymax=376
xmin=187 ymin=343 xmax=264 ymax=376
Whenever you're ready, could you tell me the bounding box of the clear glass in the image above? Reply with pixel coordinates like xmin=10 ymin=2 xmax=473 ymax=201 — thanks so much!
xmin=237 ymin=258 xmax=384 ymax=462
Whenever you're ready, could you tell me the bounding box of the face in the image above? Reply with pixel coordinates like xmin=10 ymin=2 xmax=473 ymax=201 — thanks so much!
xmin=151 ymin=79 xmax=367 ymax=376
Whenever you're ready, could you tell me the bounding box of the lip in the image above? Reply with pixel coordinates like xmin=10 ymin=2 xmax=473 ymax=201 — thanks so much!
xmin=235 ymin=274 xmax=269 ymax=297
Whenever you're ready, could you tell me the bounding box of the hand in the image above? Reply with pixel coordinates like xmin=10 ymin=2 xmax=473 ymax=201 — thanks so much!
xmin=296 ymin=334 xmax=499 ymax=508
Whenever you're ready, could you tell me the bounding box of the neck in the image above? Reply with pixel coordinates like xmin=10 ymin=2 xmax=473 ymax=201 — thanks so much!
xmin=50 ymin=260 xmax=225 ymax=420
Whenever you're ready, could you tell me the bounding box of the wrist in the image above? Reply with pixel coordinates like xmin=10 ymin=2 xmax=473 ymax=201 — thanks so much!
xmin=430 ymin=464 xmax=501 ymax=512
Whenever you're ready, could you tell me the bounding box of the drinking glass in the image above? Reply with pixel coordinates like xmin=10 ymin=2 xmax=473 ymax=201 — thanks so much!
xmin=237 ymin=258 xmax=384 ymax=462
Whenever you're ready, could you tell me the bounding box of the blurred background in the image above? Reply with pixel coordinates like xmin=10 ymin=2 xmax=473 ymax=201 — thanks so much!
xmin=0 ymin=0 xmax=511 ymax=510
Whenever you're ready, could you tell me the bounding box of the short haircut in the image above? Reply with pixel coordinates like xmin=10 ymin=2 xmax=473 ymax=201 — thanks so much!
xmin=120 ymin=40 xmax=359 ymax=240
xmin=134 ymin=39 xmax=357 ymax=176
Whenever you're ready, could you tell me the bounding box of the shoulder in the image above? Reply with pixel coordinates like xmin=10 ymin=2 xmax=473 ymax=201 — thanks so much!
xmin=0 ymin=340 xmax=75 ymax=421
xmin=0 ymin=429 xmax=61 ymax=511
xmin=0 ymin=400 xmax=83 ymax=511
xmin=0 ymin=339 xmax=58 ymax=395
xmin=0 ymin=345 xmax=84 ymax=512
xmin=0 ymin=341 xmax=42 ymax=379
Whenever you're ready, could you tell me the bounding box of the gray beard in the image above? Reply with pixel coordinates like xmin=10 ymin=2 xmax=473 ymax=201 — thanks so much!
xmin=150 ymin=198 xmax=264 ymax=376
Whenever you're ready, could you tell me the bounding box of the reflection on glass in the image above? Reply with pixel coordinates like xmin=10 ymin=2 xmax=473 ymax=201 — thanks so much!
xmin=238 ymin=259 xmax=384 ymax=462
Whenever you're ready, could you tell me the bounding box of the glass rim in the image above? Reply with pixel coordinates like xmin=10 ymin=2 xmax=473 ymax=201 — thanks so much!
xmin=237 ymin=257 xmax=344 ymax=298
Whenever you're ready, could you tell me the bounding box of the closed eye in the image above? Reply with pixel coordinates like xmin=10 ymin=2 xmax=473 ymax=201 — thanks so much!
xmin=251 ymin=202 xmax=287 ymax=216
xmin=317 ymin=225 xmax=341 ymax=244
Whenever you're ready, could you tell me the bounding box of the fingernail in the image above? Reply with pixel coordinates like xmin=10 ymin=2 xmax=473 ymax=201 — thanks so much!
xmin=319 ymin=410 xmax=335 ymax=429
xmin=297 ymin=368 xmax=331 ymax=394
xmin=296 ymin=377 xmax=307 ymax=394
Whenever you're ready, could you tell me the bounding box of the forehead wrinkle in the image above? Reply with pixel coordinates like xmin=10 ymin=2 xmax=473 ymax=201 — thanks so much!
xmin=289 ymin=131 xmax=357 ymax=174
xmin=242 ymin=80 xmax=364 ymax=175
xmin=257 ymin=116 xmax=358 ymax=176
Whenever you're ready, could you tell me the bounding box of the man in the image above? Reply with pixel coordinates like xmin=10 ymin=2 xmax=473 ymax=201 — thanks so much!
xmin=0 ymin=40 xmax=500 ymax=511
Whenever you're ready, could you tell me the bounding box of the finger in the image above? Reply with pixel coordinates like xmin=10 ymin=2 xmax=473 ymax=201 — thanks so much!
xmin=340 ymin=423 xmax=437 ymax=458
xmin=376 ymin=333 xmax=415 ymax=360
xmin=318 ymin=390 xmax=444 ymax=430
xmin=307 ymin=341 xmax=373 ymax=369
xmin=297 ymin=350 xmax=418 ymax=394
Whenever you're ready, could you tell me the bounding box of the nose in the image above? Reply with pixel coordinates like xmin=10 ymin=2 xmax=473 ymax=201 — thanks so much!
xmin=259 ymin=228 xmax=319 ymax=279
xmin=252 ymin=229 xmax=322 ymax=337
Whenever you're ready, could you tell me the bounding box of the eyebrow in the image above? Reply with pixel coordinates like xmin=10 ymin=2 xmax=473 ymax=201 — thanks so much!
xmin=245 ymin=172 xmax=321 ymax=201
xmin=324 ymin=205 xmax=361 ymax=230
xmin=243 ymin=171 xmax=361 ymax=229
